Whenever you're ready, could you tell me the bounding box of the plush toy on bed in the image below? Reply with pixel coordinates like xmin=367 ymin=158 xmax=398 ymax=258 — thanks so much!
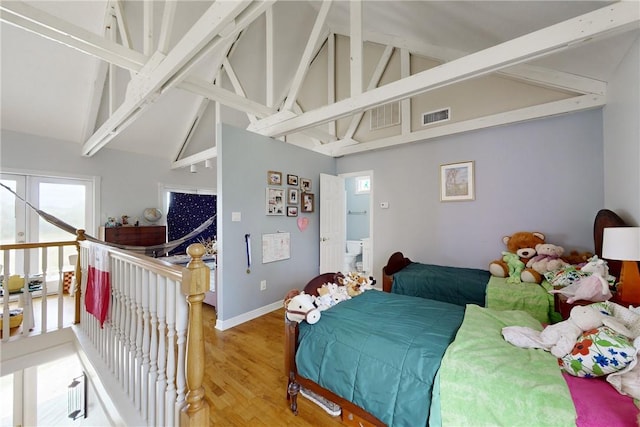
xmin=502 ymin=251 xmax=525 ymax=284
xmin=338 ymin=272 xmax=376 ymax=296
xmin=284 ymin=289 xmax=321 ymax=324
xmin=526 ymin=243 xmax=569 ymax=275
xmin=549 ymin=256 xmax=613 ymax=303
xmin=489 ymin=231 xmax=546 ymax=284
xmin=502 ymin=303 xmax=631 ymax=358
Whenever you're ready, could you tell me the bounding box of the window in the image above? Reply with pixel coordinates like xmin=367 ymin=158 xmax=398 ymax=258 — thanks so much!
xmin=162 ymin=186 xmax=216 ymax=255
xmin=355 ymin=176 xmax=371 ymax=194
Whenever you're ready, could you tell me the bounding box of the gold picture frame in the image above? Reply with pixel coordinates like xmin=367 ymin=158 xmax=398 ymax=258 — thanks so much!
xmin=440 ymin=161 xmax=475 ymax=202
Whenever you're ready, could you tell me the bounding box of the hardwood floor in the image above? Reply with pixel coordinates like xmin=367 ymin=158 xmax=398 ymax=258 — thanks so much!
xmin=203 ymin=304 xmax=343 ymax=426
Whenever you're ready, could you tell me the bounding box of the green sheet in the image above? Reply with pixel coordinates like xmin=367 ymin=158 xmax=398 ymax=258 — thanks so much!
xmin=391 ymin=262 xmax=490 ymax=307
xmin=296 ymin=290 xmax=464 ymax=427
xmin=485 ymin=276 xmax=560 ymax=324
xmin=436 ymin=305 xmax=576 ymax=427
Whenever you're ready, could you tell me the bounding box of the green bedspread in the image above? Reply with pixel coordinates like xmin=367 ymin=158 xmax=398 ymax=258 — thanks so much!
xmin=391 ymin=262 xmax=490 ymax=307
xmin=434 ymin=305 xmax=576 ymax=427
xmin=485 ymin=276 xmax=560 ymax=324
xmin=296 ymin=290 xmax=465 ymax=427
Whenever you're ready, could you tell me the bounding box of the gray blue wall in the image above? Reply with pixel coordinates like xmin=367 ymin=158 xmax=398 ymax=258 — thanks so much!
xmin=216 ymin=124 xmax=335 ymax=324
xmin=345 ymin=176 xmax=370 ymax=240
xmin=337 ymin=109 xmax=605 ymax=283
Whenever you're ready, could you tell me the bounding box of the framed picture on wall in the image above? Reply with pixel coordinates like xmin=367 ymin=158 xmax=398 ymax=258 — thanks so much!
xmin=300 ymin=178 xmax=312 ymax=192
xmin=302 ymin=193 xmax=314 ymax=212
xmin=288 ymin=188 xmax=299 ymax=204
xmin=266 ymin=188 xmax=285 ymax=215
xmin=287 ymin=174 xmax=299 ymax=186
xmin=267 ymin=170 xmax=282 ymax=185
xmin=287 ymin=206 xmax=298 ymax=217
xmin=440 ymin=161 xmax=475 ymax=202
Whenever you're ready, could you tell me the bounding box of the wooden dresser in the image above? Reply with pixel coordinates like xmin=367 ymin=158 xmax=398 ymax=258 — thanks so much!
xmin=99 ymin=225 xmax=166 ymax=246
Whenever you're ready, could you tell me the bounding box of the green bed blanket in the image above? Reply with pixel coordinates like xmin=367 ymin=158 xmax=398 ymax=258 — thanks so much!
xmin=391 ymin=262 xmax=490 ymax=307
xmin=485 ymin=276 xmax=561 ymax=324
xmin=296 ymin=290 xmax=465 ymax=427
xmin=433 ymin=305 xmax=576 ymax=427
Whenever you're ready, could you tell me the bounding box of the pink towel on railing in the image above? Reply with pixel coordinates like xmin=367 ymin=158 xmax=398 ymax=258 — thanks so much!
xmin=85 ymin=245 xmax=110 ymax=327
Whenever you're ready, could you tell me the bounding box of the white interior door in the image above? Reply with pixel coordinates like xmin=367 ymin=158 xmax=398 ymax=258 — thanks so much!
xmin=319 ymin=173 xmax=345 ymax=273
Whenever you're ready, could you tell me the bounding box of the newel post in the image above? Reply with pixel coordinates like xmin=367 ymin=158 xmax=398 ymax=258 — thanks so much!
xmin=74 ymin=229 xmax=86 ymax=324
xmin=180 ymin=243 xmax=210 ymax=426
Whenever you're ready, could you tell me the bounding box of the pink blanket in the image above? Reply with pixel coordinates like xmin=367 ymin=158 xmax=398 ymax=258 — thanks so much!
xmin=85 ymin=245 xmax=110 ymax=327
xmin=564 ymin=373 xmax=639 ymax=426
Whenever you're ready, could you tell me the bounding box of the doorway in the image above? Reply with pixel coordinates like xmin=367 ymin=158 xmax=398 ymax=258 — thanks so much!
xmin=340 ymin=171 xmax=373 ymax=275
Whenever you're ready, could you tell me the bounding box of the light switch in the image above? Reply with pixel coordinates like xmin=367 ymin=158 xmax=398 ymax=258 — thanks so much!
xmin=232 ymin=212 xmax=241 ymax=222
xmin=380 ymin=202 xmax=389 ymax=209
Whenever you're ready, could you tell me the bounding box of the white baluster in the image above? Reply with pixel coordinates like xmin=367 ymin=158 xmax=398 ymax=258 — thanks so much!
xmin=156 ymin=275 xmax=167 ymax=427
xmin=22 ymin=248 xmax=33 ymax=334
xmin=129 ymin=263 xmax=137 ymax=402
xmin=175 ymin=283 xmax=188 ymax=421
xmin=112 ymin=258 xmax=122 ymax=378
xmin=134 ymin=266 xmax=143 ymax=411
xmin=165 ymin=279 xmax=177 ymax=425
xmin=2 ymin=251 xmax=11 ymax=341
xmin=141 ymin=269 xmax=150 ymax=421
xmin=57 ymin=246 xmax=64 ymax=329
xmin=148 ymin=272 xmax=158 ymax=426
xmin=123 ymin=262 xmax=132 ymax=394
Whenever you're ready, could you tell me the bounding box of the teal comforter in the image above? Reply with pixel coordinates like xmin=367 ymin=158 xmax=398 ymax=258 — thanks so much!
xmin=296 ymin=291 xmax=464 ymax=426
xmin=391 ymin=262 xmax=490 ymax=307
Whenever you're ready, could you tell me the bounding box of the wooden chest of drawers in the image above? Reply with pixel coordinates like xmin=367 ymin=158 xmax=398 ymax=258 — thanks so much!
xmin=100 ymin=226 xmax=166 ymax=246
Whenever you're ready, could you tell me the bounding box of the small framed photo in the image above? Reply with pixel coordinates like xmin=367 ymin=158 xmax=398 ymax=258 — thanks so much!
xmin=288 ymin=188 xmax=299 ymax=204
xmin=300 ymin=178 xmax=312 ymax=192
xmin=287 ymin=206 xmax=298 ymax=217
xmin=267 ymin=170 xmax=282 ymax=185
xmin=440 ymin=161 xmax=475 ymax=202
xmin=287 ymin=174 xmax=299 ymax=186
xmin=302 ymin=193 xmax=314 ymax=212
xmin=266 ymin=188 xmax=285 ymax=215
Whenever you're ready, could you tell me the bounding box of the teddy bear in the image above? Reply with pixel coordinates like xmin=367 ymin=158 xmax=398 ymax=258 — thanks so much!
xmin=561 ymin=250 xmax=594 ymax=267
xmin=526 ymin=243 xmax=569 ymax=275
xmin=489 ymin=231 xmax=546 ymax=283
xmin=338 ymin=272 xmax=376 ymax=296
xmin=502 ymin=303 xmax=632 ymax=357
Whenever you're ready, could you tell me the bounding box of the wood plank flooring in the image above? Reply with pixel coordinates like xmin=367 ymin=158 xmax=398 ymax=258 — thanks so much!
xmin=203 ymin=304 xmax=343 ymax=426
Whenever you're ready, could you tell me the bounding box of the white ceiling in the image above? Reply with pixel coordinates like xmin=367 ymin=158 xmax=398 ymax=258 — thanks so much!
xmin=1 ymin=1 xmax=638 ymax=165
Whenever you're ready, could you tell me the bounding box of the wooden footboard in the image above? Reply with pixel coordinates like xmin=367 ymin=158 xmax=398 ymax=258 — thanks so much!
xmin=381 ymin=251 xmax=412 ymax=292
xmin=285 ymin=272 xmax=386 ymax=426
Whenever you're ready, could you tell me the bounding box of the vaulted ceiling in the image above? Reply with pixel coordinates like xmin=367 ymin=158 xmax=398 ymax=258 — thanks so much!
xmin=1 ymin=1 xmax=639 ymax=170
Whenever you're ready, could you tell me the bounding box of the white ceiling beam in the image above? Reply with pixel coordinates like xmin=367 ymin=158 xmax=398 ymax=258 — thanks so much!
xmin=320 ymin=94 xmax=605 ymax=157
xmin=282 ymin=0 xmax=332 ymax=112
xmin=143 ymin=0 xmax=153 ymax=55
xmin=330 ymin=24 xmax=607 ymax=96
xmin=249 ymin=2 xmax=638 ymax=138
xmin=108 ymin=12 xmax=117 ymax=115
xmin=292 ymin=102 xmax=336 ymax=143
xmin=222 ymin=58 xmax=258 ymax=124
xmin=173 ymin=99 xmax=210 ymax=162
xmin=112 ymin=0 xmax=132 ymax=49
xmin=0 ymin=0 xmax=147 ymax=72
xmin=350 ymin=0 xmax=362 ymax=97
xmin=171 ymin=148 xmax=218 ymax=170
xmin=400 ymin=48 xmax=410 ymax=136
xmin=82 ymin=1 xmax=273 ymax=157
xmin=344 ymin=44 xmax=394 ymax=139
xmin=265 ymin=7 xmax=274 ymax=108
xmin=158 ymin=0 xmax=177 ymax=54
xmin=327 ymin=32 xmax=336 ymax=137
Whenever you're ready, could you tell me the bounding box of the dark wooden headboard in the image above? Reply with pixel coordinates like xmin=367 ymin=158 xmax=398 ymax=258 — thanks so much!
xmin=594 ymin=209 xmax=627 ymax=279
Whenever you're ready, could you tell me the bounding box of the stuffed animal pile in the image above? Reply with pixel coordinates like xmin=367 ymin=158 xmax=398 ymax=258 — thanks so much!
xmin=283 ymin=273 xmax=376 ymax=322
xmin=549 ymin=255 xmax=613 ymax=303
xmin=489 ymin=231 xmax=546 ymax=283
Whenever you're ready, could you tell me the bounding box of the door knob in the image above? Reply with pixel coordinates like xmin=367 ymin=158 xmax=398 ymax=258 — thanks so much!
xmin=321 ymin=237 xmax=328 ymax=242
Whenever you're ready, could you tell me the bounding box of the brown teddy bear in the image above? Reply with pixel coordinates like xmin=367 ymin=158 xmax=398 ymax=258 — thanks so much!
xmin=489 ymin=231 xmax=546 ymax=283
xmin=561 ymin=250 xmax=594 ymax=267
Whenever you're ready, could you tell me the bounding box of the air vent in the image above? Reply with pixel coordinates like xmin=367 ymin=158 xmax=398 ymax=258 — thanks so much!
xmin=422 ymin=107 xmax=451 ymax=126
xmin=370 ymin=102 xmax=400 ymax=131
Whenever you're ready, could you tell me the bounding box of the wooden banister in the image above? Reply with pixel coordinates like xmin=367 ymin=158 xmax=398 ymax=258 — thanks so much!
xmin=180 ymin=243 xmax=210 ymax=426
xmin=75 ymin=229 xmax=85 ymax=324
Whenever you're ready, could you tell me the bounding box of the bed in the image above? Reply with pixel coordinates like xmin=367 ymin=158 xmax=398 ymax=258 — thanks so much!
xmin=382 ymin=251 xmax=557 ymax=324
xmin=285 ymin=210 xmax=639 ymax=426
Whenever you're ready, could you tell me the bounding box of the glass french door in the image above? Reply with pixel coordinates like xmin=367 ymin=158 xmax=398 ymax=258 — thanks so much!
xmin=1 ymin=173 xmax=94 ymax=277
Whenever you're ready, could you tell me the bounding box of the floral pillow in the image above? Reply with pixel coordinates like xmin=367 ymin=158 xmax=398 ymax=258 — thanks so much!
xmin=560 ymin=326 xmax=635 ymax=378
xmin=544 ymin=266 xmax=590 ymax=287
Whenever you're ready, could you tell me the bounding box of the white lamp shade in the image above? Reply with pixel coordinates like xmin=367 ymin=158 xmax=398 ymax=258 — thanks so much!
xmin=602 ymin=227 xmax=640 ymax=261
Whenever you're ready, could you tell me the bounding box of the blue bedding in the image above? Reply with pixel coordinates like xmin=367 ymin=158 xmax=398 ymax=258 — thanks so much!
xmin=296 ymin=290 xmax=464 ymax=426
xmin=391 ymin=262 xmax=490 ymax=307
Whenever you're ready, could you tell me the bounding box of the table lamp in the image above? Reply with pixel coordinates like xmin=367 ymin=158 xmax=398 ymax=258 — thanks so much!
xmin=602 ymin=227 xmax=640 ymax=304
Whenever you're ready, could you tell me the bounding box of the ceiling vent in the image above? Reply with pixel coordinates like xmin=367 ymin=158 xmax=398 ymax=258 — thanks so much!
xmin=422 ymin=107 xmax=451 ymax=126
xmin=370 ymin=102 xmax=400 ymax=131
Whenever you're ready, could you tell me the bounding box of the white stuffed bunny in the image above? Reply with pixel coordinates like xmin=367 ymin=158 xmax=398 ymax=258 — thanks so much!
xmin=549 ymin=256 xmax=612 ymax=303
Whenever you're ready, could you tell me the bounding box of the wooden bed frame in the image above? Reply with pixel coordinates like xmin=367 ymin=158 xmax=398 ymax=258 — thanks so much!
xmin=285 ymin=272 xmax=386 ymax=426
xmin=285 ymin=209 xmax=628 ymax=425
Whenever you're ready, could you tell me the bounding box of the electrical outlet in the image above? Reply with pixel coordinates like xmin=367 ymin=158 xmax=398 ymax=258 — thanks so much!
xmin=260 ymin=280 xmax=267 ymax=291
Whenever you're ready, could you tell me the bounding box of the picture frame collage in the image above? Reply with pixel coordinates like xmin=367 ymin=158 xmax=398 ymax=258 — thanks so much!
xmin=266 ymin=171 xmax=314 ymax=216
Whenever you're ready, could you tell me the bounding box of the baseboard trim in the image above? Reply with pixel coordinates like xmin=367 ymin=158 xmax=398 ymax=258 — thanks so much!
xmin=215 ymin=300 xmax=281 ymax=331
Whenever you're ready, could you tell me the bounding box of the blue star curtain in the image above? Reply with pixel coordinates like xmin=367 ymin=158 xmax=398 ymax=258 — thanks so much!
xmin=167 ymin=192 xmax=217 ymax=255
